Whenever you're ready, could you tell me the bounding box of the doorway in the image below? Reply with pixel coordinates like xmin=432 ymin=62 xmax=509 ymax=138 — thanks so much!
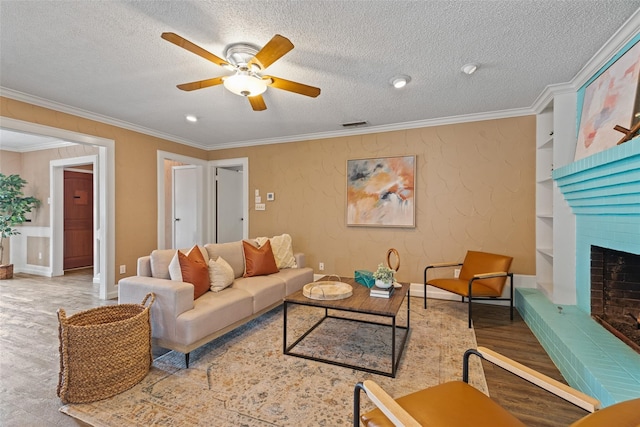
xmin=1 ymin=117 xmax=115 ymax=300
xmin=172 ymin=165 xmax=198 ymax=248
xmin=157 ymin=151 xmax=208 ymax=249
xmin=63 ymin=169 xmax=94 ymax=270
xmin=210 ymin=157 xmax=249 ymax=243
xmin=216 ymin=167 xmax=244 ymax=243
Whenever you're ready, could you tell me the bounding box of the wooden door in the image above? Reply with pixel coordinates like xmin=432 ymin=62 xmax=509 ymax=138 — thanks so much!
xmin=64 ymin=171 xmax=93 ymax=270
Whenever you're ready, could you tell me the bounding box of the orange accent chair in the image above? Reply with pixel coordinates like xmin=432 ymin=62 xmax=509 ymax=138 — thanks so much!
xmin=354 ymin=346 xmax=640 ymax=427
xmin=424 ymin=251 xmax=514 ymax=328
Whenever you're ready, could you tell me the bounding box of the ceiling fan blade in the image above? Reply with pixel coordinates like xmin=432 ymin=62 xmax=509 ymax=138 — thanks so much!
xmin=265 ymin=76 xmax=321 ymax=98
xmin=248 ymin=95 xmax=267 ymax=111
xmin=176 ymin=76 xmax=225 ymax=91
xmin=248 ymin=34 xmax=294 ymax=70
xmin=161 ymin=32 xmax=229 ymax=68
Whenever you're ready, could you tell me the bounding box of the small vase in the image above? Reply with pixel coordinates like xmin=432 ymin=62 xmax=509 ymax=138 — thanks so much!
xmin=375 ymin=278 xmax=392 ymax=289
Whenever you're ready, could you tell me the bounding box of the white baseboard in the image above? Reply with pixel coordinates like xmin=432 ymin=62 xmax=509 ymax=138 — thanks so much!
xmin=14 ymin=265 xmax=53 ymax=277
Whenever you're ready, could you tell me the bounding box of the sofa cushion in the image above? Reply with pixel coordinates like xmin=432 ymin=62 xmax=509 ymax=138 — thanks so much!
xmin=205 ymin=241 xmax=245 ymax=279
xmin=169 ymin=245 xmax=210 ymax=299
xmin=243 ymin=240 xmax=279 ymax=277
xmin=232 ymin=275 xmax=286 ymax=312
xmin=208 ymin=256 xmax=235 ymax=292
xmin=255 ymin=234 xmax=297 ymax=269
xmin=174 ymin=288 xmax=253 ymax=347
xmin=269 ymin=267 xmax=314 ymax=295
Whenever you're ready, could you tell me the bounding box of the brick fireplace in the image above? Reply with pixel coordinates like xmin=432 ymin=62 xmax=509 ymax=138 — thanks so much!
xmin=517 ymin=141 xmax=640 ymax=407
xmin=590 ymin=246 xmax=640 ymax=353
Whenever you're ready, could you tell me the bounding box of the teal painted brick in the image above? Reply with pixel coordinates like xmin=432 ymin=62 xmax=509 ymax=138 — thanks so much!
xmin=515 ymin=289 xmax=640 ymax=407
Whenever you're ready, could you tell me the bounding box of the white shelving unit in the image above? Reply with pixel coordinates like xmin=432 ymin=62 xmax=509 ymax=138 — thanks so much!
xmin=535 ymin=103 xmax=555 ymax=298
xmin=535 ymin=91 xmax=577 ymax=304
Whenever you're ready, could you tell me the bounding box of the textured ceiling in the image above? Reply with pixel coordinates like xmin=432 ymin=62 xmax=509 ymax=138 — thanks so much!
xmin=1 ymin=1 xmax=639 ymax=150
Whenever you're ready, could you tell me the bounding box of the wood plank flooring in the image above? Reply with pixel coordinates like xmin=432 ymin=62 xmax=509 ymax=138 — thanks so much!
xmin=0 ymin=271 xmax=592 ymax=426
xmin=472 ymin=302 xmax=589 ymax=426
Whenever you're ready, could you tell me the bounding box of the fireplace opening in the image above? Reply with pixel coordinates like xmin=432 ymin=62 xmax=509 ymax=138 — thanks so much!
xmin=590 ymin=246 xmax=640 ymax=354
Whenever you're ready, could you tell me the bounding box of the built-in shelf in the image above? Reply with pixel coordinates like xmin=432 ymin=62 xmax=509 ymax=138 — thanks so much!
xmin=537 ymin=248 xmax=554 ymax=258
xmin=535 ymin=91 xmax=577 ymax=303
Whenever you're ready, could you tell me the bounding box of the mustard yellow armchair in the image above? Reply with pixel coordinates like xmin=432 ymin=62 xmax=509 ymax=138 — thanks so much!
xmin=424 ymin=251 xmax=514 ymax=328
xmin=354 ymin=346 xmax=640 ymax=427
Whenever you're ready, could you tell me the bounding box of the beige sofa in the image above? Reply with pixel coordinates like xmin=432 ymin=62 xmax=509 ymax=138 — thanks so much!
xmin=118 ymin=239 xmax=313 ymax=367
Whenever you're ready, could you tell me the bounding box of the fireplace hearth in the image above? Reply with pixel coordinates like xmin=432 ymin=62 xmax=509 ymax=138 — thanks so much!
xmin=591 ymin=246 xmax=640 ymax=353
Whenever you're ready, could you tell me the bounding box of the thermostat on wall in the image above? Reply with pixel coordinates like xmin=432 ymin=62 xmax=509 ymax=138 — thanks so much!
xmin=267 ymin=192 xmax=275 ymax=201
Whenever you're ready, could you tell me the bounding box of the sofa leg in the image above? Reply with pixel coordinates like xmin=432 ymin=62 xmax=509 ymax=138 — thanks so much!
xmin=185 ymin=353 xmax=190 ymax=368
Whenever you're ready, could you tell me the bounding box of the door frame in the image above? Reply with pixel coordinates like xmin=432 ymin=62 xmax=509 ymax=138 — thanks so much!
xmin=0 ymin=117 xmax=115 ymax=300
xmin=171 ymin=165 xmax=199 ymax=248
xmin=210 ymin=157 xmax=249 ymax=242
xmin=53 ymin=156 xmax=98 ymax=275
xmin=156 ymin=151 xmax=209 ymax=249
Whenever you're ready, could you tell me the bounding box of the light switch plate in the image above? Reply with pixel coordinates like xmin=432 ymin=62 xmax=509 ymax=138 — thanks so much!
xmin=255 ymin=203 xmax=266 ymax=211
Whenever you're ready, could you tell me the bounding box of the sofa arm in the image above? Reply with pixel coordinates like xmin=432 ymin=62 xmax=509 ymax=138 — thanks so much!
xmin=295 ymin=253 xmax=306 ymax=268
xmin=118 ymin=275 xmax=194 ymax=343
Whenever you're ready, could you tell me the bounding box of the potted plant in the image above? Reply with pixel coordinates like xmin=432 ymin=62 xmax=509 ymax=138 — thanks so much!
xmin=373 ymin=263 xmax=395 ymax=289
xmin=0 ymin=173 xmax=40 ymax=279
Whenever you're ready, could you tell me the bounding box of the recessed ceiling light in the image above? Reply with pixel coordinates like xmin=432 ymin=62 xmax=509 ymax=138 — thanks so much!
xmin=461 ymin=64 xmax=478 ymax=75
xmin=390 ymin=75 xmax=411 ymax=89
xmin=185 ymin=114 xmax=198 ymax=123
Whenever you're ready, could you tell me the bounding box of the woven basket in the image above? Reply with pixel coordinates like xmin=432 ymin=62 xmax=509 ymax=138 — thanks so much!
xmin=0 ymin=264 xmax=13 ymax=280
xmin=57 ymin=293 xmax=154 ymax=404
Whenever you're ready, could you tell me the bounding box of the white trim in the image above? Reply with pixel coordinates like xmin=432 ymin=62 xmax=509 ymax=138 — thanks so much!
xmin=0 ymin=117 xmax=115 ymax=300
xmin=156 ymin=151 xmax=210 ymax=249
xmin=0 ymin=88 xmax=208 ymax=151
xmin=9 ymin=226 xmax=52 ymax=276
xmin=209 ymin=157 xmax=249 ymax=242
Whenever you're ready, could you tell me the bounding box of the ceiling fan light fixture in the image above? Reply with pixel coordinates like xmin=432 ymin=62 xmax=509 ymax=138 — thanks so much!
xmin=461 ymin=63 xmax=478 ymax=75
xmin=390 ymin=75 xmax=411 ymax=89
xmin=223 ymin=73 xmax=268 ymax=97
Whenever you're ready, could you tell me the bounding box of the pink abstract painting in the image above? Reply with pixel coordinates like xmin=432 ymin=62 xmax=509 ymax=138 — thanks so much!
xmin=575 ymin=41 xmax=640 ymax=160
xmin=346 ymin=156 xmax=415 ymax=227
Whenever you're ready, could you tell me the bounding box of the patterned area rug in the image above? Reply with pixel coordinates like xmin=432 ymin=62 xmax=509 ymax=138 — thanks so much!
xmin=60 ymin=298 xmax=486 ymax=426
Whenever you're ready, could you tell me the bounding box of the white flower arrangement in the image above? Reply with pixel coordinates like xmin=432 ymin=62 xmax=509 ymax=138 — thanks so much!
xmin=373 ymin=263 xmax=394 ymax=283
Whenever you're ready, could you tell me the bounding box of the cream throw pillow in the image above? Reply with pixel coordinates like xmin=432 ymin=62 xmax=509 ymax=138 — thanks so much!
xmin=168 ymin=250 xmax=183 ymax=281
xmin=254 ymin=234 xmax=297 ymax=269
xmin=208 ymin=256 xmax=235 ymax=292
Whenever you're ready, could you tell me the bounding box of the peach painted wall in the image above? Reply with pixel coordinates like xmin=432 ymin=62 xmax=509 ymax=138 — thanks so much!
xmin=210 ymin=116 xmax=536 ymax=284
xmin=2 ymin=96 xmax=535 ymax=286
xmin=1 ymin=96 xmax=208 ymax=280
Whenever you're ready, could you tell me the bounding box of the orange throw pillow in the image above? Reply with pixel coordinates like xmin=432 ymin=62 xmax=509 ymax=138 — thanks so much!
xmin=243 ymin=240 xmax=279 ymax=277
xmin=178 ymin=245 xmax=210 ymax=299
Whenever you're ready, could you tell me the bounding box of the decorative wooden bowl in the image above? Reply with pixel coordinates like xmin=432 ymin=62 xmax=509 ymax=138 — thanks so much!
xmin=303 ymin=281 xmax=353 ymax=300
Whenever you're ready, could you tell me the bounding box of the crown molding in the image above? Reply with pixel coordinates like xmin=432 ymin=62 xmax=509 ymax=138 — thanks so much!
xmin=571 ymin=9 xmax=640 ymax=91
xmin=208 ymin=107 xmax=535 ymax=150
xmin=0 ymin=88 xmax=210 ymax=151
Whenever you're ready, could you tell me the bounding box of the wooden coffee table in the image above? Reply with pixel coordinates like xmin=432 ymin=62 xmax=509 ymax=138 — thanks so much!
xmin=283 ymin=277 xmax=410 ymax=377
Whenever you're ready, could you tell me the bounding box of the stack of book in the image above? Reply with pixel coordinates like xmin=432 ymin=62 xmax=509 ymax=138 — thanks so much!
xmin=370 ymin=285 xmax=394 ymax=298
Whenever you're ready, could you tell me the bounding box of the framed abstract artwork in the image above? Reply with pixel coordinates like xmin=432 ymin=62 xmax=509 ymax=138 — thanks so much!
xmin=346 ymin=155 xmax=416 ymax=227
xmin=575 ymin=39 xmax=640 ymax=160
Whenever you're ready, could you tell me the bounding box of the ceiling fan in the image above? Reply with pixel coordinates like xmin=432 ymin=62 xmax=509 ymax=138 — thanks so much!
xmin=161 ymin=32 xmax=321 ymax=111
